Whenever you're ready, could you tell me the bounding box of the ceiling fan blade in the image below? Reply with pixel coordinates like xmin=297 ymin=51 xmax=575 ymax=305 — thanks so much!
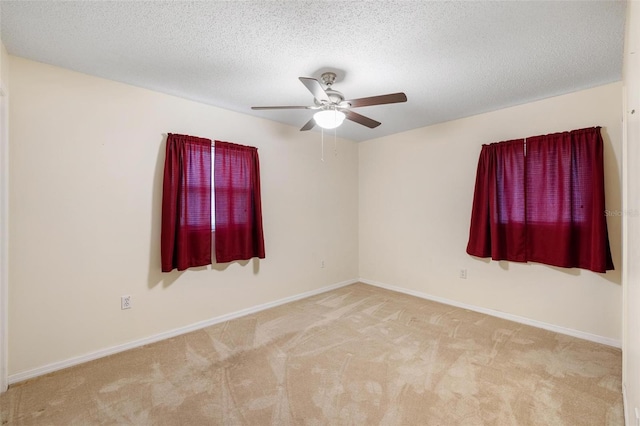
xmin=345 ymin=92 xmax=407 ymax=108
xmin=300 ymin=117 xmax=316 ymax=131
xmin=344 ymin=110 xmax=381 ymax=128
xmin=299 ymin=77 xmax=330 ymax=103
xmin=251 ymin=105 xmax=315 ymax=110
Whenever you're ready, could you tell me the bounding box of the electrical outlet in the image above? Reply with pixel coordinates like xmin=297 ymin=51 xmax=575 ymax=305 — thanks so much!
xmin=121 ymin=295 xmax=132 ymax=310
xmin=321 ymin=260 xmax=325 ymax=268
xmin=459 ymin=269 xmax=468 ymax=279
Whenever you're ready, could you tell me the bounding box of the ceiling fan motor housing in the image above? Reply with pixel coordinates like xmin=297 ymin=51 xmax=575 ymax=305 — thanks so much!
xmin=314 ymin=89 xmax=345 ymax=107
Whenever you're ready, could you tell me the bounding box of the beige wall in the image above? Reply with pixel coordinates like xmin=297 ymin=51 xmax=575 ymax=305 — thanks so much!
xmin=1 ymin=40 xmax=10 ymax=391
xmin=0 ymin=43 xmax=8 ymax=87
xmin=359 ymin=83 xmax=623 ymax=342
xmin=8 ymin=57 xmax=359 ymax=375
xmin=623 ymin=1 xmax=640 ymax=423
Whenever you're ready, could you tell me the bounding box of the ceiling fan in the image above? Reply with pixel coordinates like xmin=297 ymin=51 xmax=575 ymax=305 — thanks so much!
xmin=251 ymin=72 xmax=407 ymax=131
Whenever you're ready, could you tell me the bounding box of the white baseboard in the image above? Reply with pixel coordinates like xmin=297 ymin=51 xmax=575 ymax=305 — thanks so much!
xmin=8 ymin=278 xmax=358 ymax=385
xmin=359 ymin=278 xmax=622 ymax=348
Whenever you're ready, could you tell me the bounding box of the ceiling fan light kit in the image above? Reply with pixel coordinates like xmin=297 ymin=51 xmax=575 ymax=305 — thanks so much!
xmin=251 ymin=71 xmax=407 ymax=132
xmin=314 ymin=109 xmax=346 ymax=129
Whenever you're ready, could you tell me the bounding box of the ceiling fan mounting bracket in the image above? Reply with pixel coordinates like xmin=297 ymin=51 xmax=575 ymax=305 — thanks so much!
xmin=320 ymin=72 xmax=337 ymax=88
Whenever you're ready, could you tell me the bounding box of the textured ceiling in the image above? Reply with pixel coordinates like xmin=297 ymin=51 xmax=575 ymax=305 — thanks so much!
xmin=0 ymin=1 xmax=627 ymax=142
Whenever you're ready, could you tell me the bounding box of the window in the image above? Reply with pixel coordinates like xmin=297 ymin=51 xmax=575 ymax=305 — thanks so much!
xmin=161 ymin=135 xmax=265 ymax=272
xmin=466 ymin=127 xmax=613 ymax=273
xmin=209 ymin=146 xmax=253 ymax=231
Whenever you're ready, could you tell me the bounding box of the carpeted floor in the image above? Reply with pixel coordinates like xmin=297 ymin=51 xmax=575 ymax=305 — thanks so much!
xmin=0 ymin=283 xmax=623 ymax=425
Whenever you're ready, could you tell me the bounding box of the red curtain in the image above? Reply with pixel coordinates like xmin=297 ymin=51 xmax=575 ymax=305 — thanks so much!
xmin=214 ymin=141 xmax=265 ymax=263
xmin=525 ymin=128 xmax=613 ymax=271
xmin=467 ymin=127 xmax=613 ymax=273
xmin=467 ymin=139 xmax=526 ymax=261
xmin=161 ymin=134 xmax=212 ymax=272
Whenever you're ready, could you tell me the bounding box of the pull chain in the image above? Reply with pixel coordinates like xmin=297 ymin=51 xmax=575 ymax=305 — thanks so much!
xmin=321 ymin=127 xmax=324 ymax=162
